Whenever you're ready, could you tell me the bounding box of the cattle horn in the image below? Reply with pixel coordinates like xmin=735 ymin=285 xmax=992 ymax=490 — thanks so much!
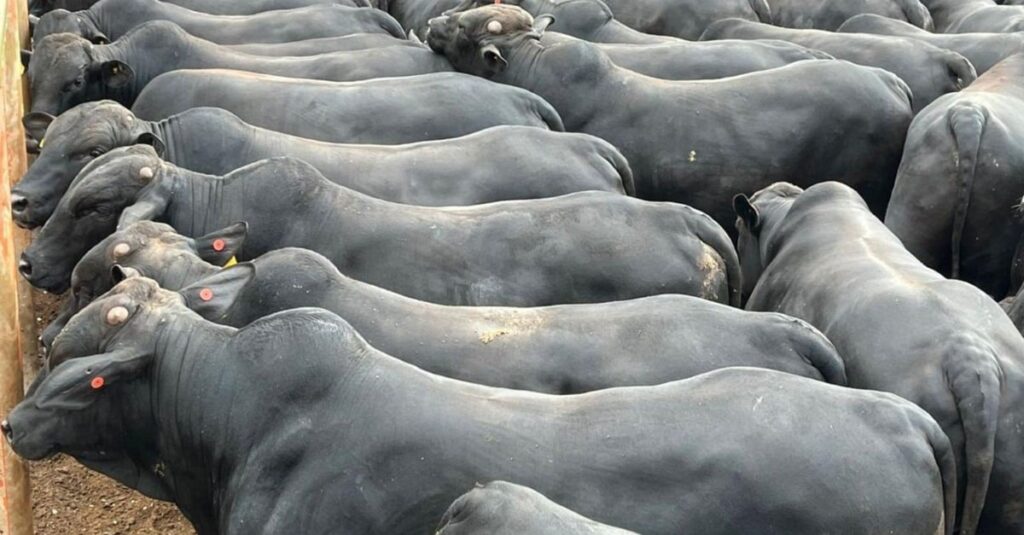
xmin=487 ymin=20 xmax=503 ymax=33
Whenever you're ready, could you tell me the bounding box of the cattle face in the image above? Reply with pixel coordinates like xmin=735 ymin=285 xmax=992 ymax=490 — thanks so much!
xmin=21 ymin=145 xmax=166 ymax=293
xmin=427 ymin=5 xmax=553 ymax=78
xmin=733 ymin=183 xmax=804 ymax=295
xmin=32 ymin=9 xmax=108 ymax=46
xmin=12 ymin=101 xmax=164 ymax=230
xmin=41 ymin=222 xmax=247 ymax=350
xmin=3 ymin=278 xmax=170 ymax=462
xmin=444 ymin=0 xmax=620 ymax=43
xmin=27 ymin=32 xmax=132 ymax=116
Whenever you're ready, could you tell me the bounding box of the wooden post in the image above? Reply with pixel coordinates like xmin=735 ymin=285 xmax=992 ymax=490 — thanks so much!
xmin=0 ymin=0 xmax=34 ymax=531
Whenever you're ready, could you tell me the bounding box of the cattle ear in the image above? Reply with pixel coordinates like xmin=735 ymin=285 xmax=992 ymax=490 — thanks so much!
xmin=110 ymin=265 xmax=141 ymax=284
xmin=35 ymin=348 xmax=152 ymax=411
xmin=118 ymin=179 xmax=174 ymax=229
xmin=480 ymin=44 xmax=507 ymax=74
xmin=134 ymin=132 xmax=165 ymax=157
xmin=179 ymin=263 xmax=255 ymax=322
xmin=533 ymin=14 xmax=555 ymax=34
xmin=100 ymin=60 xmax=134 ymax=89
xmin=20 ymin=49 xmax=31 ymax=68
xmin=194 ymin=222 xmax=248 ymax=265
xmin=23 ymin=112 xmax=54 ymax=145
xmin=733 ymin=194 xmax=761 ymax=230
xmin=407 ymin=29 xmax=427 ymax=48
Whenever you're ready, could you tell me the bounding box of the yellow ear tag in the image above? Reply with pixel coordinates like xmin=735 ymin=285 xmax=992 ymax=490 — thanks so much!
xmin=38 ymin=137 xmax=45 ymax=149
xmin=223 ymin=256 xmax=238 ymax=268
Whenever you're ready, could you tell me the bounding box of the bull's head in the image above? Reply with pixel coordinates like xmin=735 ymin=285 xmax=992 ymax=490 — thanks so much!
xmin=426 ymin=4 xmax=554 ymax=78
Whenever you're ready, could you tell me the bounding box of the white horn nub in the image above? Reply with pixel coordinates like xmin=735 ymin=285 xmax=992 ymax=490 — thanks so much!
xmin=139 ymin=166 xmax=154 ymax=180
xmin=106 ymin=306 xmax=129 ymax=325
xmin=112 ymin=243 xmax=131 ymax=258
xmin=487 ymin=20 xmax=502 ymax=33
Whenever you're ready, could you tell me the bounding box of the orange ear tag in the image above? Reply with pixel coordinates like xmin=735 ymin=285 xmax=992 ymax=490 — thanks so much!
xmin=90 ymin=376 xmax=105 ymax=390
xmin=199 ymin=288 xmax=214 ymax=302
xmin=212 ymin=239 xmax=226 ymax=252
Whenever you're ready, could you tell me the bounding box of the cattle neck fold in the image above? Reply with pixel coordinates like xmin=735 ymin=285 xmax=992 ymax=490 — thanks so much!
xmin=143 ymin=113 xmax=195 ymax=167
xmin=94 ymin=24 xmax=197 ymax=107
xmin=76 ymin=8 xmax=105 ymax=36
xmin=495 ymin=37 xmax=607 ymax=131
xmin=149 ymin=252 xmax=219 ymax=291
xmin=146 ymin=312 xmax=236 ymax=533
xmin=86 ymin=0 xmax=147 ymax=39
xmin=148 ymin=310 xmax=385 ymax=533
xmin=164 ymin=160 xmax=383 ymax=261
xmin=161 ymin=167 xmax=245 ymax=241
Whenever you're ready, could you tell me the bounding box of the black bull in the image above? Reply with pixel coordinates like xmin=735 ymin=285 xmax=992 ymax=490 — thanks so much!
xmin=47 ymin=225 xmax=844 ymax=392
xmin=5 ymin=277 xmax=954 ymax=534
xmin=736 ymin=181 xmax=1024 ymax=534
xmin=27 ymin=154 xmax=731 ymax=306
xmin=31 ymin=0 xmax=391 ymax=46
xmin=13 ymin=102 xmax=626 ymax=235
xmin=26 ymin=20 xmax=452 ymax=115
xmin=426 ymin=5 xmax=913 ymax=240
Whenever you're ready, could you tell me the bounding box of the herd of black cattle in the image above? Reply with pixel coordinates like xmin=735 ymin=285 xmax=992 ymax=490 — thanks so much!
xmin=6 ymin=0 xmax=1024 ymax=533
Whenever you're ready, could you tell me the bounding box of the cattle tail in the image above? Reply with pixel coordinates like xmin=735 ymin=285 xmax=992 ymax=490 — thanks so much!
xmin=948 ymin=103 xmax=988 ymax=280
xmin=606 ymin=147 xmax=636 ymax=196
xmin=945 ymin=54 xmax=978 ymax=92
xmin=899 ymin=0 xmax=935 ymax=31
xmin=945 ymin=333 xmax=1002 ymax=535
xmin=924 ymin=403 xmax=959 ymax=535
xmin=784 ymin=317 xmax=848 ymax=386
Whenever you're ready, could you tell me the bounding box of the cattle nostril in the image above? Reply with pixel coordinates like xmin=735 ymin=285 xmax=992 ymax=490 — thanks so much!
xmin=11 ymin=194 xmax=27 ymax=215
xmin=18 ymin=257 xmax=32 ymax=279
xmin=1 ymin=420 xmax=12 ymax=442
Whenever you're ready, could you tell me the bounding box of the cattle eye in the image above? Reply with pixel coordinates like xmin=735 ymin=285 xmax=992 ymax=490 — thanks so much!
xmin=62 ymin=78 xmax=84 ymax=93
xmin=75 ymin=203 xmax=113 ymax=219
xmin=89 ymin=148 xmax=104 ymax=158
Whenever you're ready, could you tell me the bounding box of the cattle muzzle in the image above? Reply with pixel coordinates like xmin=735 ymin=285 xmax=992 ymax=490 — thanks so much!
xmin=9 ymin=187 xmax=51 ymax=229
xmin=10 ymin=193 xmax=37 ymax=229
xmin=1 ymin=420 xmax=12 ymax=444
xmin=19 ymin=249 xmax=71 ymax=294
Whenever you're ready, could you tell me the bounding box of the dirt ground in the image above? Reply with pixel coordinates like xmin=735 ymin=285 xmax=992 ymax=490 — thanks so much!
xmin=24 ymin=291 xmax=195 ymax=535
